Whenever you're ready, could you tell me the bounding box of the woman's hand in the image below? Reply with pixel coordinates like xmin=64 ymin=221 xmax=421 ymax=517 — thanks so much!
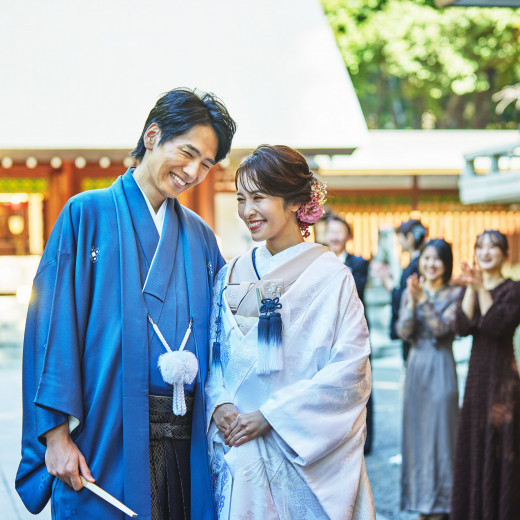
xmin=407 ymin=273 xmax=426 ymax=305
xmin=457 ymin=261 xmax=483 ymax=290
xmin=45 ymin=422 xmax=95 ymax=491
xmin=212 ymin=403 xmax=240 ymax=434
xmin=224 ymin=411 xmax=272 ymax=447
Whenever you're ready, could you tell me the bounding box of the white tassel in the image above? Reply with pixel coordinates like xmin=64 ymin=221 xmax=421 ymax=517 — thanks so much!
xmin=158 ymin=350 xmax=198 ymax=385
xmin=150 ymin=316 xmax=198 ymax=416
xmin=173 ymin=383 xmax=187 ymax=416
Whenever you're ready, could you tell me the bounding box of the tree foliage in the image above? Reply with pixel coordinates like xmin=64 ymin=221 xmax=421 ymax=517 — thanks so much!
xmin=321 ymin=0 xmax=520 ymax=128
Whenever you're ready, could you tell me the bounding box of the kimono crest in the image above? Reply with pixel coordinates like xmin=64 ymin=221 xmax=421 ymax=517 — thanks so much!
xmin=90 ymin=246 xmax=100 ymax=263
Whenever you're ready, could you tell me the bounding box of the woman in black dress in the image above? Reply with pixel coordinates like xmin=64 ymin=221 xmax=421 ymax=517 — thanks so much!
xmin=451 ymin=230 xmax=520 ymax=520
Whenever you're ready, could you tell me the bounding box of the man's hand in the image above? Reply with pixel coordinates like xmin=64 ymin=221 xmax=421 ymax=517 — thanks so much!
xmin=44 ymin=422 xmax=95 ymax=491
xmin=212 ymin=403 xmax=240 ymax=434
xmin=224 ymin=411 xmax=272 ymax=447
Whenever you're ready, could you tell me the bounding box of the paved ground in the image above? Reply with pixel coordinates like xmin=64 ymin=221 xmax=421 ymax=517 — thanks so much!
xmin=0 ymin=296 xmax=470 ymax=520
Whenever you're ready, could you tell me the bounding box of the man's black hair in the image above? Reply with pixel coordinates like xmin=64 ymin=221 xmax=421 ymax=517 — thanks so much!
xmin=131 ymin=87 xmax=236 ymax=163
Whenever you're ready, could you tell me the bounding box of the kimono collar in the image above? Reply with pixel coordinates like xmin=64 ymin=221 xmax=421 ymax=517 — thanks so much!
xmin=142 ymin=200 xmax=180 ymax=305
xmin=133 ymin=177 xmax=167 ymax=237
xmin=121 ymin=170 xmax=160 ymax=267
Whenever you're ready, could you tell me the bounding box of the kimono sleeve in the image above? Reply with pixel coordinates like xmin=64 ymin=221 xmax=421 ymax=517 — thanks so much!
xmin=260 ymin=270 xmax=371 ymax=466
xmin=16 ymin=205 xmax=87 ymax=513
xmin=33 ymin=250 xmax=85 ymax=440
xmin=205 ymin=264 xmax=234 ymax=430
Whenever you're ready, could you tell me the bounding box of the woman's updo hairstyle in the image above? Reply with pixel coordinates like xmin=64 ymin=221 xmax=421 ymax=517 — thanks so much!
xmin=475 ymin=229 xmax=509 ymax=256
xmin=236 ymin=145 xmax=326 ymax=238
xmin=396 ymin=219 xmax=427 ymax=249
xmin=235 ymin=145 xmax=313 ymax=207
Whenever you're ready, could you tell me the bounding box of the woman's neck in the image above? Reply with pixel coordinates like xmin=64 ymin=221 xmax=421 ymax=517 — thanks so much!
xmin=423 ymin=277 xmax=444 ymax=293
xmin=482 ymin=269 xmax=504 ymax=290
xmin=265 ymin=226 xmax=304 ymax=255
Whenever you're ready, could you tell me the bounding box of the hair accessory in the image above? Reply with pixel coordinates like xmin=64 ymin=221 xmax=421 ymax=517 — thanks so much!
xmin=411 ymin=224 xmax=426 ymax=246
xmin=296 ymin=177 xmax=327 ymax=238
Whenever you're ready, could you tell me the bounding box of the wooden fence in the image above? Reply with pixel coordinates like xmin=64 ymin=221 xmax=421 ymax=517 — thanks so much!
xmin=329 ymin=208 xmax=520 ymax=276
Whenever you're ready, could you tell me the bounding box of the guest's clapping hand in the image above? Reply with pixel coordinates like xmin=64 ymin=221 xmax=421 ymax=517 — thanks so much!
xmin=224 ymin=411 xmax=272 ymax=447
xmin=212 ymin=403 xmax=240 ymax=434
xmin=407 ymin=273 xmax=427 ymax=305
xmin=454 ymin=261 xmax=483 ymax=290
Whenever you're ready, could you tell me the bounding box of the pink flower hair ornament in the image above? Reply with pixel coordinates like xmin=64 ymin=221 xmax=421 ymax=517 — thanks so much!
xmin=296 ymin=177 xmax=327 ymax=238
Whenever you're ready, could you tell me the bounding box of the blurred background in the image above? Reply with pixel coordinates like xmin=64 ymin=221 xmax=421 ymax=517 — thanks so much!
xmin=1 ymin=0 xmax=520 ymax=518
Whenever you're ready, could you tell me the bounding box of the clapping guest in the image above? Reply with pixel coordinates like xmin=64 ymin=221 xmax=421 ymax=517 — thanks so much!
xmin=396 ymin=239 xmax=460 ymax=520
xmin=451 ymin=230 xmax=520 ymax=520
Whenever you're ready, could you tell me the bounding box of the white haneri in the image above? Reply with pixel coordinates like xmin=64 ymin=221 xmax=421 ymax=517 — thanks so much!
xmin=148 ymin=315 xmax=197 ymax=416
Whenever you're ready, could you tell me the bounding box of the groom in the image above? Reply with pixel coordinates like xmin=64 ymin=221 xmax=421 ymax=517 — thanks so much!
xmin=16 ymin=87 xmax=236 ymax=520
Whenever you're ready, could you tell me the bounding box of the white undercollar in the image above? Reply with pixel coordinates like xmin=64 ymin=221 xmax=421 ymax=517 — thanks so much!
xmin=135 ymin=181 xmax=167 ymax=237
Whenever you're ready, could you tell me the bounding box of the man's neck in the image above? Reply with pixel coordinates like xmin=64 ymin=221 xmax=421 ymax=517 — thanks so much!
xmin=335 ymin=250 xmax=348 ymax=262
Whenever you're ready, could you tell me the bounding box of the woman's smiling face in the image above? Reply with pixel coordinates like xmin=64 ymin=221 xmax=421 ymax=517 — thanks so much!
xmin=419 ymin=245 xmax=445 ymax=283
xmin=475 ymin=234 xmax=506 ymax=272
xmin=236 ymin=178 xmax=300 ymax=249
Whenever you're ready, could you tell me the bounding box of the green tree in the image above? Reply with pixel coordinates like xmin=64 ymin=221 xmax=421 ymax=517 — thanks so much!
xmin=321 ymin=0 xmax=520 ymax=128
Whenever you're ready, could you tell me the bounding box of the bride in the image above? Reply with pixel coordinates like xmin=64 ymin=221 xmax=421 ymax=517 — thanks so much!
xmin=205 ymin=144 xmax=375 ymax=520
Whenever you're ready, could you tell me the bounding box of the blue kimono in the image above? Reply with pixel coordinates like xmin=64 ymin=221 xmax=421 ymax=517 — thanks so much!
xmin=16 ymin=170 xmax=223 ymax=520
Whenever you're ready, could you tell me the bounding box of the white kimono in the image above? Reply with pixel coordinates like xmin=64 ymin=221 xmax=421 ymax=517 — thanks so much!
xmin=206 ymin=242 xmax=375 ymax=520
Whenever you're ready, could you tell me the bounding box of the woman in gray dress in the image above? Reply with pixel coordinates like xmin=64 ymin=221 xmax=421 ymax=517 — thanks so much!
xmin=396 ymin=239 xmax=460 ymax=520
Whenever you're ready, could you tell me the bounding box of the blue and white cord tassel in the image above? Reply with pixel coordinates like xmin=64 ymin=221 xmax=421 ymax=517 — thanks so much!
xmin=150 ymin=316 xmax=198 ymax=416
xmin=257 ymin=297 xmax=283 ymax=374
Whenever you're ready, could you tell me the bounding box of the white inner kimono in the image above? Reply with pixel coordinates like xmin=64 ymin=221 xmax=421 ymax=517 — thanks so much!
xmin=206 ymin=243 xmax=375 ymax=520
